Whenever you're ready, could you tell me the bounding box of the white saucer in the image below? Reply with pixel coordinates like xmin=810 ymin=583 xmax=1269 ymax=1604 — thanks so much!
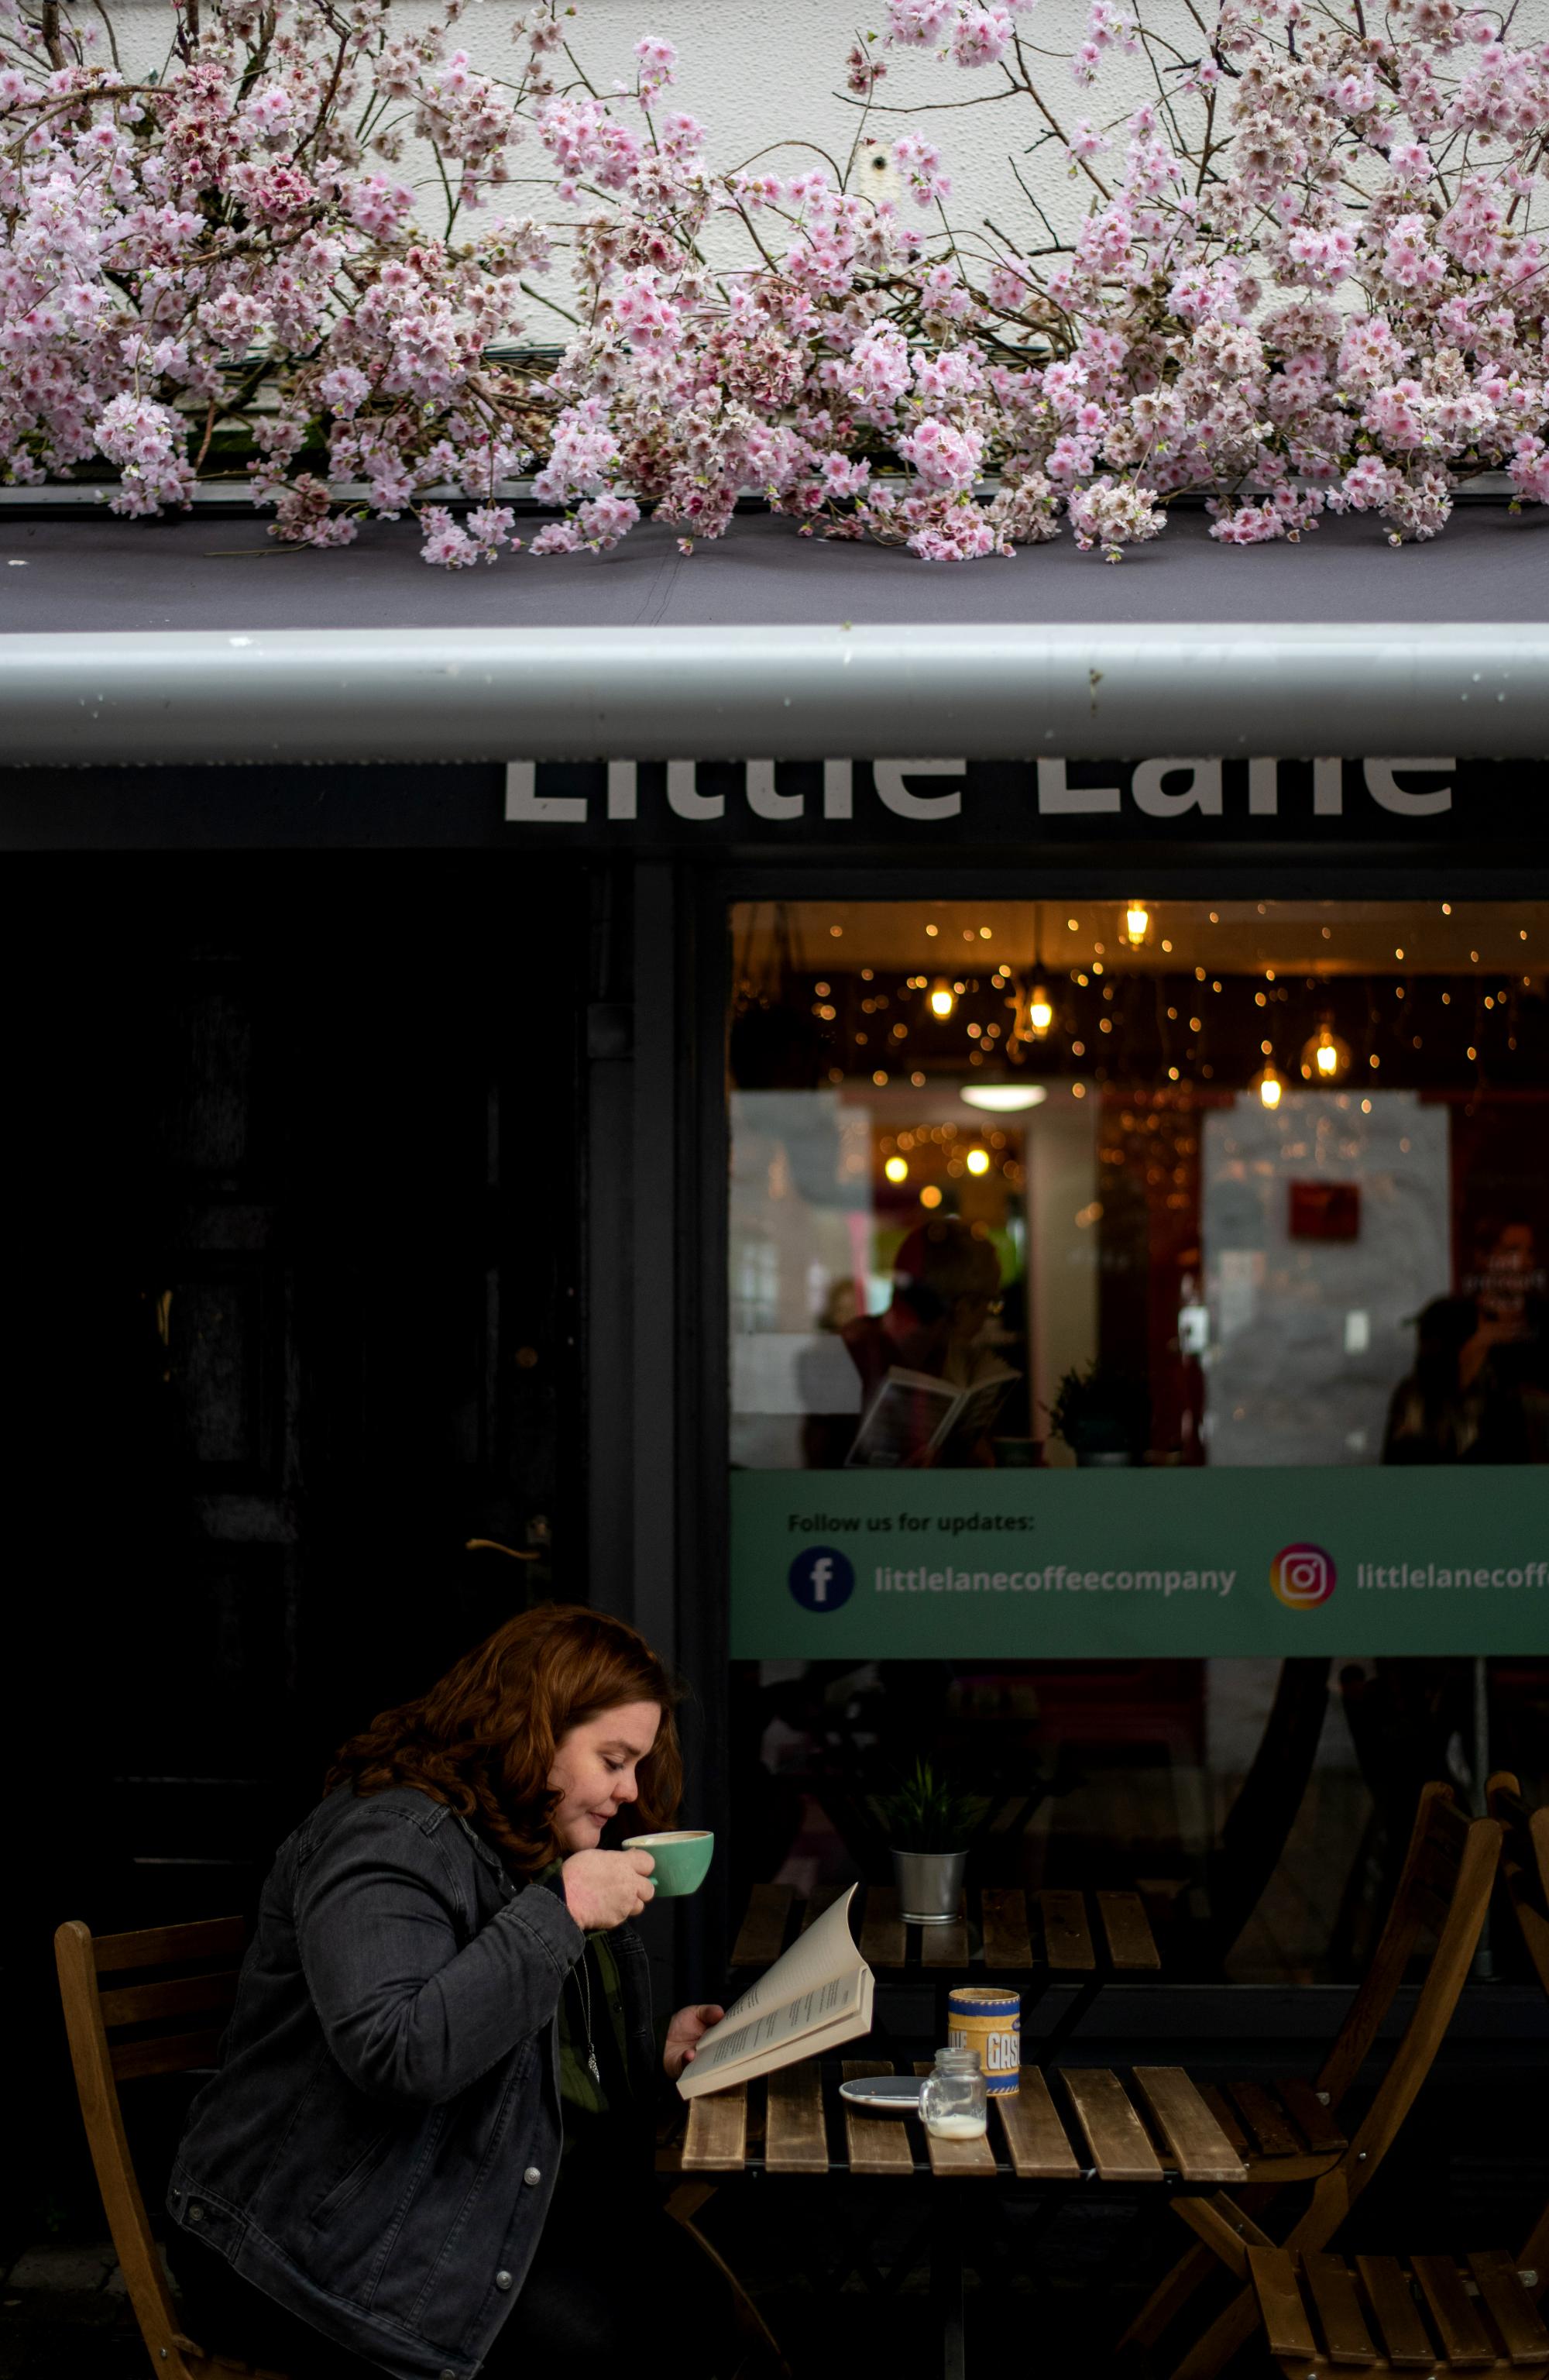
xmin=838 ymin=2076 xmax=922 ymax=2114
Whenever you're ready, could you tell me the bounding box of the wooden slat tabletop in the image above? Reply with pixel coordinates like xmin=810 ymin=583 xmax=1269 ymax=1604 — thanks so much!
xmin=1128 ymin=2067 xmax=1246 ymax=2184
xmin=856 ymin=1886 xmax=906 ymax=1970
xmin=980 ymin=1886 xmax=1034 ymax=1969
xmin=1038 ymin=1890 xmax=1097 ymax=1972
xmin=840 ymin=2059 xmax=915 ymax=2177
xmin=765 ymin=2057 xmax=828 ymax=2175
xmin=1060 ymin=2068 xmax=1166 ymax=2182
xmin=678 ymin=2055 xmax=1242 ymax=2185
xmin=1097 ymin=1890 xmax=1163 ymax=1971
xmin=682 ymin=2082 xmax=749 ymax=2172
xmin=730 ymin=1883 xmax=793 ymax=1969
xmin=912 ymin=2062 xmax=999 ymax=2176
xmin=995 ymin=2069 xmax=1081 ymax=2179
xmin=729 ymin=1882 xmax=1161 ymax=1974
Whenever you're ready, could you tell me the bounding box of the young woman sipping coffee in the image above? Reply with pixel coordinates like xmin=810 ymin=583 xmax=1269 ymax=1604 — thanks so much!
xmin=165 ymin=1606 xmax=728 ymax=2380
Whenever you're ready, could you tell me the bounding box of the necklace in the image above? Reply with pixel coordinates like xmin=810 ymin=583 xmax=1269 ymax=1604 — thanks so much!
xmin=570 ymin=1950 xmax=601 ymax=2084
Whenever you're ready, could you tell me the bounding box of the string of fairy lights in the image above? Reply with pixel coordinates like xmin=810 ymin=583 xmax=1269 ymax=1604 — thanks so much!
xmin=775 ymin=900 xmax=1549 ymax=1110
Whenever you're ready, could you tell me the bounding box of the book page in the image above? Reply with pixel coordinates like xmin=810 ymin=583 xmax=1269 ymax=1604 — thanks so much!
xmin=716 ymin=1884 xmax=860 ymax=2027
xmin=929 ymin=1364 xmax=1020 ymax=1457
xmin=683 ymin=1965 xmax=867 ymax=2086
xmin=845 ymin=1367 xmax=958 ymax=1469
xmin=678 ymin=1969 xmax=874 ymax=2100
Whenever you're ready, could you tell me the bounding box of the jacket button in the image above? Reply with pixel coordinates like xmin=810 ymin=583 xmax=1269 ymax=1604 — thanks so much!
xmin=441 ymin=2368 xmax=457 ymax=2378
xmin=522 ymin=2166 xmax=541 ymax=2186
xmin=495 ymin=2272 xmax=513 ymax=2291
xmin=187 ymin=2206 xmax=204 ymax=2225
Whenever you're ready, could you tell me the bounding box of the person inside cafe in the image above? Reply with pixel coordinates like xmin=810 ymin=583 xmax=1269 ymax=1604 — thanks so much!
xmin=164 ymin=1604 xmax=732 ymax=2380
xmin=841 ymin=1213 xmax=1008 ymax=1464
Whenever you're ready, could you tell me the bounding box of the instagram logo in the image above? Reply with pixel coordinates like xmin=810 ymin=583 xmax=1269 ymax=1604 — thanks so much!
xmin=1270 ymin=1544 xmax=1337 ymax=1608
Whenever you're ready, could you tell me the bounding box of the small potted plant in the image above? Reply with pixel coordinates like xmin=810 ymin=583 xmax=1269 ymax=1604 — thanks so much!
xmin=870 ymin=1760 xmax=989 ymax=1927
xmin=1046 ymin=1361 xmax=1152 ymax=1467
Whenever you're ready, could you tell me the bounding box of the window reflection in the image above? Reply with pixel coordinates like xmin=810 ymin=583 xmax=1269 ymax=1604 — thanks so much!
xmin=730 ymin=897 xmax=1549 ymax=1472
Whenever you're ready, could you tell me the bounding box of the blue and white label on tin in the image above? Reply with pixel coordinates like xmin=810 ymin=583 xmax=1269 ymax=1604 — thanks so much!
xmin=946 ymin=1986 xmax=1022 ymax=2096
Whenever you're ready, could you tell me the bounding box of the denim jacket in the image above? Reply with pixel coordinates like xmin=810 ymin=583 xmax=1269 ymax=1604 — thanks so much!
xmin=166 ymin=1786 xmax=656 ymax=2380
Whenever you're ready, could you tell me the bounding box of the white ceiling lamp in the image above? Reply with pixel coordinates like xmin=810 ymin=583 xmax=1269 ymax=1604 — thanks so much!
xmin=960 ymin=1085 xmax=1049 ymax=1113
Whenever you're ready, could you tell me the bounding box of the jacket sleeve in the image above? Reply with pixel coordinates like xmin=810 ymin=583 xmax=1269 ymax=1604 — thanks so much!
xmin=294 ymin=1805 xmax=584 ymax=2107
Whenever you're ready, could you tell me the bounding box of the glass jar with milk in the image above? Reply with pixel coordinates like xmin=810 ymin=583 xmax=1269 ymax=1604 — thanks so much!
xmin=919 ymin=2045 xmax=987 ymax=2140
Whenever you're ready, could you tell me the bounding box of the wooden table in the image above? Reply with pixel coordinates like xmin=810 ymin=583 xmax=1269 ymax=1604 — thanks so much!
xmin=730 ymin=1880 xmax=1162 ymax=2062
xmin=668 ymin=2055 xmax=1243 ymax=2380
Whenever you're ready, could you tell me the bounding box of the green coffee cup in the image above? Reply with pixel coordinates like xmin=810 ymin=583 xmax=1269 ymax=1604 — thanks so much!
xmin=621 ymin=1828 xmax=714 ymax=1898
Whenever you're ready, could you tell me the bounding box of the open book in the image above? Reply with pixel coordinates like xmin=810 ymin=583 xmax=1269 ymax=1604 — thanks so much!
xmin=844 ymin=1361 xmax=1019 ymax=1469
xmin=676 ymin=1885 xmax=873 ymax=2101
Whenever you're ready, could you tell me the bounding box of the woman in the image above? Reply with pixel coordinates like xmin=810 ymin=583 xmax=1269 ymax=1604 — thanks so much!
xmin=166 ymin=1605 xmax=729 ymax=2380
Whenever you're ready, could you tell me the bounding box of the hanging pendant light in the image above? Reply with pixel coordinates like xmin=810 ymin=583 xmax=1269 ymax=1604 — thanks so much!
xmin=1122 ymin=899 xmax=1151 ymax=949
xmin=1017 ymin=899 xmax=1054 ymax=1040
xmin=1299 ymin=1014 xmax=1350 ymax=1083
xmin=1253 ymin=1060 xmax=1286 ymax=1111
xmin=928 ymin=978 xmax=956 ymax=1020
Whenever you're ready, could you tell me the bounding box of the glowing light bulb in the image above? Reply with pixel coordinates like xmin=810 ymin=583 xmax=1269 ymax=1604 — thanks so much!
xmin=1299 ymin=1016 xmax=1351 ymax=1084
xmin=929 ymin=979 xmax=956 ymax=1020
xmin=1254 ymin=1061 xmax=1285 ymax=1111
xmin=884 ymin=1155 xmax=908 ymax=1184
xmin=965 ymin=1147 xmax=991 ymax=1175
xmin=1123 ymin=901 xmax=1151 ymax=948
xmin=1020 ymin=978 xmax=1054 ymax=1040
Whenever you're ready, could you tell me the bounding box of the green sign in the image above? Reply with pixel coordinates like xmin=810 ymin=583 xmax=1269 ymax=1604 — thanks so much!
xmin=731 ymin=1467 xmax=1549 ymax=1658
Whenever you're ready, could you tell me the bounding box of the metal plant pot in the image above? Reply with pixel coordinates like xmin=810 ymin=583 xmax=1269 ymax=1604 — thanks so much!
xmin=891 ymin=1848 xmax=968 ymax=1926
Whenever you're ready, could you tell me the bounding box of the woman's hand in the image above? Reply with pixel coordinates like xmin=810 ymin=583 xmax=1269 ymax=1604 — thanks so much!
xmin=663 ymin=2003 xmax=726 ymax=2082
xmin=561 ymin=1849 xmax=655 ymax=1931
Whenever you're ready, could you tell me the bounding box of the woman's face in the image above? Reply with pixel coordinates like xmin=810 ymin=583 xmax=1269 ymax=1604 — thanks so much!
xmin=547 ymin=1701 xmax=661 ymax=1853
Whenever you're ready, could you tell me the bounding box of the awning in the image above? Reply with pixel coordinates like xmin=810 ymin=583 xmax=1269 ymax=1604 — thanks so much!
xmin=1 ymin=507 xmax=1544 ymax=763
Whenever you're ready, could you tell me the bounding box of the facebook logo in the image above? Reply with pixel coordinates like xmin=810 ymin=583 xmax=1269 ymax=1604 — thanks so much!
xmin=788 ymin=1546 xmax=856 ymax=1613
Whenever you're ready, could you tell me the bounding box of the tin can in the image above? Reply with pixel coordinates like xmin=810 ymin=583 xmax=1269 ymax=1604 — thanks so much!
xmin=946 ymin=1986 xmax=1021 ymax=2096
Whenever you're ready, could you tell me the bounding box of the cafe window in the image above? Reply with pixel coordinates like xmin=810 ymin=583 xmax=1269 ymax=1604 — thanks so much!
xmin=726 ymin=895 xmax=1549 ymax=1981
xmin=730 ymin=896 xmax=1549 ymax=1472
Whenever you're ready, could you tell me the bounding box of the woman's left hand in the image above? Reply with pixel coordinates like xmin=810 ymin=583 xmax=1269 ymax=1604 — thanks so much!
xmin=663 ymin=2003 xmax=725 ymax=2082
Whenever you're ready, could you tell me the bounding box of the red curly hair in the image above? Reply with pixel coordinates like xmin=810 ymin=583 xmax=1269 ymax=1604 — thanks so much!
xmin=327 ymin=1604 xmax=683 ymax=1876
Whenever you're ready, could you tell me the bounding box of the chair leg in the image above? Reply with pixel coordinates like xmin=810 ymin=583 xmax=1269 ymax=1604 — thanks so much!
xmin=1119 ymin=2240 xmax=1222 ymax=2353
xmin=1166 ymin=2281 xmax=1263 ymax=2380
xmin=665 ymin=2186 xmax=792 ymax=2379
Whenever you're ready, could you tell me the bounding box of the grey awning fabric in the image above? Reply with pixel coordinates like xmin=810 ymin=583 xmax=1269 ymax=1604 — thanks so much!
xmin=1 ymin=506 xmax=1545 ymax=761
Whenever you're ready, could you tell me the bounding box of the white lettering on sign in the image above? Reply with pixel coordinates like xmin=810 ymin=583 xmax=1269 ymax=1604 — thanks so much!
xmin=747 ymin=760 xmax=804 ymax=820
xmin=1036 ymin=758 xmax=1120 ymax=814
xmin=873 ymin=758 xmax=964 ymax=818
xmin=1131 ymin=758 xmax=1223 ymax=817
xmin=504 ymin=757 xmax=1465 ymax=825
xmin=667 ymin=759 xmax=723 ymax=819
xmin=1364 ymin=758 xmax=1455 ymax=814
xmin=823 ymin=759 xmax=853 ymax=819
xmin=504 ymin=762 xmax=587 ymax=824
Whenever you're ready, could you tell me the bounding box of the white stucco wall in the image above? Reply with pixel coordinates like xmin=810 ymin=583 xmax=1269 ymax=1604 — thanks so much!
xmin=94 ymin=1 xmax=1210 ymax=257
xmin=94 ymin=0 xmax=1549 ymax=318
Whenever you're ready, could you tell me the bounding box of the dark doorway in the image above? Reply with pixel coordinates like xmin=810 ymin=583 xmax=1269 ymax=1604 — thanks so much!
xmin=5 ymin=850 xmax=590 ymax=2239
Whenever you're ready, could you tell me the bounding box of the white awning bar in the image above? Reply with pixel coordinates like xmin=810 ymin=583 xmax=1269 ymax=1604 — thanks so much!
xmin=1 ymin=622 xmax=1544 ymax=764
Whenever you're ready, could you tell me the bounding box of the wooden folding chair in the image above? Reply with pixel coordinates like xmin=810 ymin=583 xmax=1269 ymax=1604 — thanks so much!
xmin=54 ymin=1914 xmax=289 ymax=2380
xmin=60 ymin=1911 xmax=786 ymax=2380
xmin=1121 ymin=1783 xmax=1502 ymax=2380
xmin=1487 ymin=1771 xmax=1549 ymax=1994
xmin=1241 ymin=1776 xmax=1549 ymax=2380
xmin=1182 ymin=1658 xmax=1332 ymax=1978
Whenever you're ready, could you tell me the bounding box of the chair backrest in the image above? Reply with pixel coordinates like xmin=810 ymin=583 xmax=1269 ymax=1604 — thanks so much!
xmin=1297 ymin=1789 xmax=1499 ymax=2234
xmin=55 ymin=1915 xmax=246 ymax=2378
xmin=1197 ymin=1657 xmax=1331 ymax=1972
xmin=1315 ymin=1781 xmax=1487 ymax=2110
xmin=1485 ymin=1770 xmax=1549 ymax=1998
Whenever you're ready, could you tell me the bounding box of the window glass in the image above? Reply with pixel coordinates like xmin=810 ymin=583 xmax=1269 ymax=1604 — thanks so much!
xmin=730 ymin=897 xmax=1549 ymax=1473
xmin=726 ymin=896 xmax=1549 ymax=1983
